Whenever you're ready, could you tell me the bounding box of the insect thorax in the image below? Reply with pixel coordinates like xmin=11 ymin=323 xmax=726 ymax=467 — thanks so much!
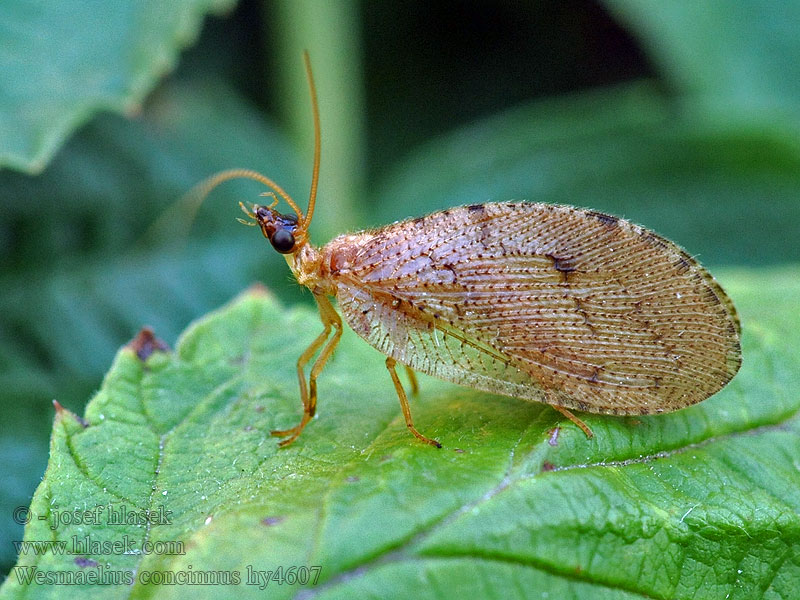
xmin=291 ymin=243 xmax=336 ymax=296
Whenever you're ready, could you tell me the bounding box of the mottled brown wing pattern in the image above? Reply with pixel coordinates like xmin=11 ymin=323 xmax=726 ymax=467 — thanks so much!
xmin=326 ymin=202 xmax=741 ymax=416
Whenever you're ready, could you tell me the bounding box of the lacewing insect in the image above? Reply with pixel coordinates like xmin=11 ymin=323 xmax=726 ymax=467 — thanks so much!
xmin=193 ymin=53 xmax=742 ymax=448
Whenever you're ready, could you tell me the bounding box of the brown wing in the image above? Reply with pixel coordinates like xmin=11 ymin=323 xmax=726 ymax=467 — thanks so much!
xmin=324 ymin=202 xmax=741 ymax=415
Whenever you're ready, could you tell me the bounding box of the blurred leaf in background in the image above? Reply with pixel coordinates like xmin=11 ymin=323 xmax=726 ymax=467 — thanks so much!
xmin=1 ymin=0 xmax=799 ymax=589
xmin=0 ymin=0 xmax=238 ymax=173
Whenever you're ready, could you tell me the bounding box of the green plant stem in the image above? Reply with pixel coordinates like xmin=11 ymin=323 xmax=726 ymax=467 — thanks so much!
xmin=267 ymin=0 xmax=365 ymax=242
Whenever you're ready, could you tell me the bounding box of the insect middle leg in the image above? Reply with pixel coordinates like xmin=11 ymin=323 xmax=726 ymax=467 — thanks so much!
xmin=386 ymin=357 xmax=441 ymax=448
xmin=272 ymin=294 xmax=342 ymax=447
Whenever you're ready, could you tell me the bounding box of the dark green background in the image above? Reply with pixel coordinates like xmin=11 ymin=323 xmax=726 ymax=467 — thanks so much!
xmin=2 ymin=0 xmax=799 ymax=579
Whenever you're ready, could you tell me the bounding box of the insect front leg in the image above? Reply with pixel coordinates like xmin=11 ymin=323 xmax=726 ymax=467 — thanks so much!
xmin=386 ymin=357 xmax=441 ymax=448
xmin=271 ymin=294 xmax=342 ymax=447
xmin=306 ymin=295 xmax=342 ymax=420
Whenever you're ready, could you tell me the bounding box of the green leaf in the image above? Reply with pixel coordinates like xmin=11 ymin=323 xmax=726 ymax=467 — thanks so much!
xmin=604 ymin=0 xmax=800 ymax=118
xmin=2 ymin=266 xmax=799 ymax=599
xmin=0 ymin=0 xmax=236 ymax=173
xmin=0 ymin=75 xmax=307 ymax=571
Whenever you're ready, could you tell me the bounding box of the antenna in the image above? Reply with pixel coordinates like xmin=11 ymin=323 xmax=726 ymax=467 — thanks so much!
xmin=179 ymin=51 xmax=321 ymax=234
xmin=302 ymin=50 xmax=321 ymax=231
xmin=188 ymin=168 xmax=305 ymax=223
xmin=142 ymin=52 xmax=321 ymax=250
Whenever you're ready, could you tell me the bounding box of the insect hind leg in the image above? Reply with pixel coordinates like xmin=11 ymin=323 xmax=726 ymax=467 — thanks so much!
xmin=552 ymin=405 xmax=594 ymax=438
xmin=386 ymin=357 xmax=441 ymax=448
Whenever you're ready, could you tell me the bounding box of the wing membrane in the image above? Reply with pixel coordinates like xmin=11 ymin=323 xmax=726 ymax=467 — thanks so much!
xmin=328 ymin=203 xmax=741 ymax=415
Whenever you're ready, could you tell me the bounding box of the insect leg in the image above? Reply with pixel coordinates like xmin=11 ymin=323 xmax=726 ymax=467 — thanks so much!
xmin=271 ymin=294 xmax=341 ymax=447
xmin=305 ymin=295 xmax=343 ymax=420
xmin=404 ymin=366 xmax=419 ymax=396
xmin=386 ymin=357 xmax=441 ymax=448
xmin=552 ymin=405 xmax=594 ymax=438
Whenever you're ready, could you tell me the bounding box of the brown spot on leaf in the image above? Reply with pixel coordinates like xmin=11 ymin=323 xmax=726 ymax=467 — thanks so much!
xmin=128 ymin=327 xmax=169 ymax=361
xmin=52 ymin=400 xmax=88 ymax=428
xmin=541 ymin=461 xmax=556 ymax=472
xmin=261 ymin=516 xmax=285 ymax=527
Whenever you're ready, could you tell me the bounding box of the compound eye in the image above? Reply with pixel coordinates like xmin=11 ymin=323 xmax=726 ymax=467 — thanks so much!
xmin=270 ymin=228 xmax=295 ymax=254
